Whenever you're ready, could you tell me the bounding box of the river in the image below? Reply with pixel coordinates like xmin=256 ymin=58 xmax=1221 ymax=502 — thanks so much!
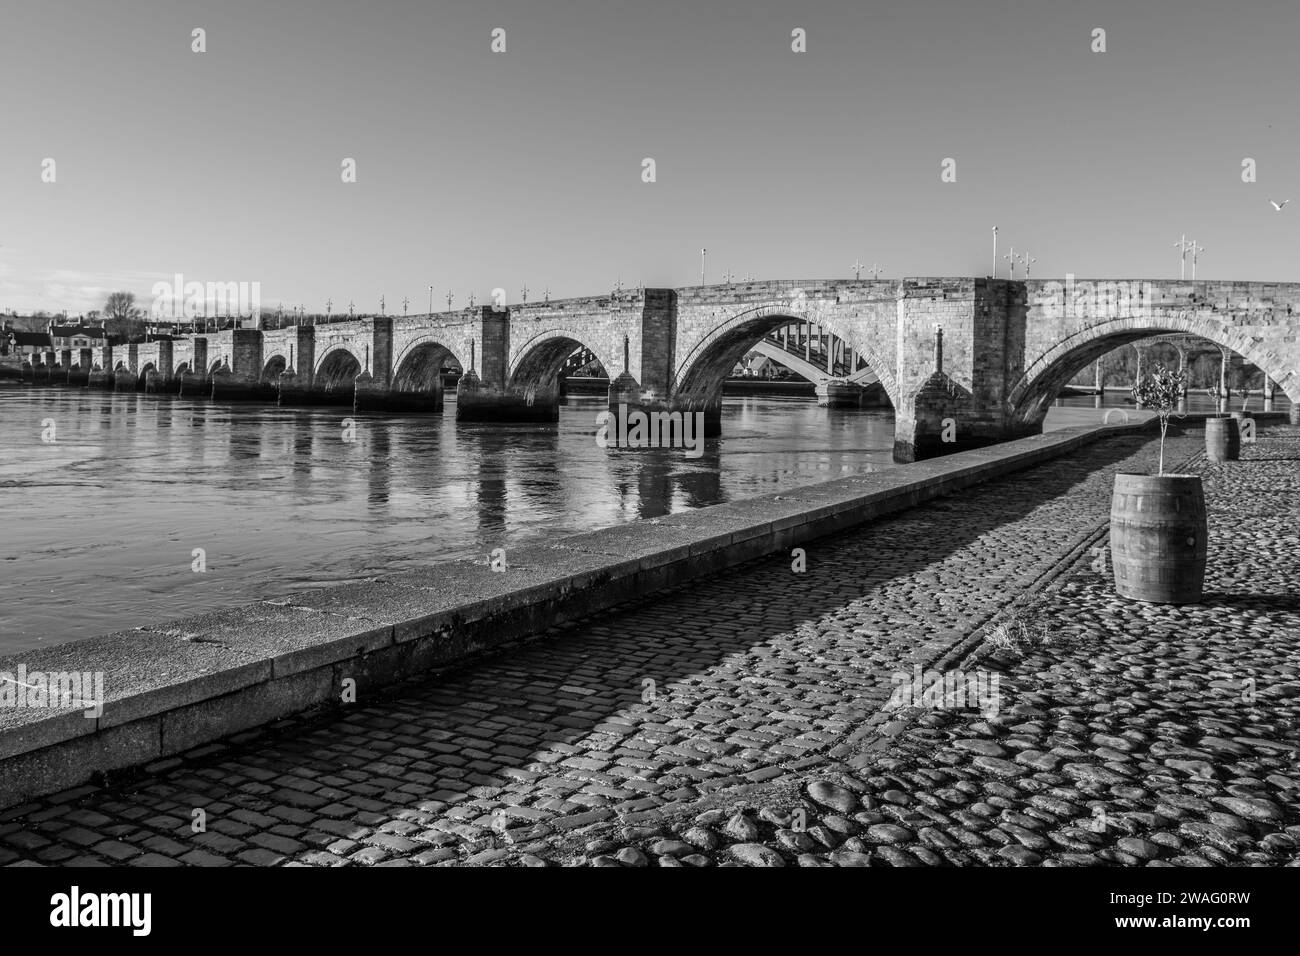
xmin=0 ymin=384 xmax=1285 ymax=651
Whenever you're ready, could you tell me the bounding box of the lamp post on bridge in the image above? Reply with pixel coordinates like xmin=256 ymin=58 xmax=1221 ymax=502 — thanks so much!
xmin=348 ymin=300 xmax=355 ymax=318
xmin=521 ymin=283 xmax=528 ymax=303
xmin=544 ymin=286 xmax=550 ymax=304
xmin=851 ymin=259 xmax=865 ymax=280
xmin=402 ymin=297 xmax=410 ymax=316
xmin=1018 ymin=251 xmax=1037 ymax=279
xmin=1188 ymin=240 xmax=1205 ymax=280
xmin=992 ymin=226 xmax=998 ymax=279
xmin=700 ymin=248 xmax=707 ymax=286
xmin=325 ymin=299 xmax=332 ymax=324
xmin=1174 ymin=234 xmax=1193 ymax=280
xmin=446 ymin=291 xmax=453 ymax=311
xmin=429 ymin=285 xmax=433 ymax=316
xmin=1003 ymin=247 xmax=1017 ymax=280
xmin=379 ymin=295 xmax=385 ymax=316
xmin=868 ymin=263 xmax=884 ymax=279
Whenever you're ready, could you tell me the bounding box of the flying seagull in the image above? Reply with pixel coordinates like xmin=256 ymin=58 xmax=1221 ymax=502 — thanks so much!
xmin=1269 ymin=199 xmax=1291 ymax=211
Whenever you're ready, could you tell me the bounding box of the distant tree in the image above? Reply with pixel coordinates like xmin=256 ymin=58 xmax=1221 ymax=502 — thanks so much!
xmin=103 ymin=291 xmax=146 ymax=342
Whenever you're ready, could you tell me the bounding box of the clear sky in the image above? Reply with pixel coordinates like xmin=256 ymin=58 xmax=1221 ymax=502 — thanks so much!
xmin=2 ymin=0 xmax=1298 ymax=315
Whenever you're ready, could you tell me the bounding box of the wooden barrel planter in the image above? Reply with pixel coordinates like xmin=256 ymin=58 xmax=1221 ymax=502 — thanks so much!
xmin=1205 ymin=416 xmax=1239 ymax=462
xmin=1110 ymin=473 xmax=1207 ymax=604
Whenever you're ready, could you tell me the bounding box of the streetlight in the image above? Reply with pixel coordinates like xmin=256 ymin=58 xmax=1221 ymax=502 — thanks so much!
xmin=1174 ymin=234 xmax=1193 ymax=280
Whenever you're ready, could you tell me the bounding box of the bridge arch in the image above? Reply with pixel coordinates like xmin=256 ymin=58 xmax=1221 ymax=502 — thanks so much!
xmin=508 ymin=329 xmax=612 ymax=394
xmin=174 ymin=362 xmax=191 ymax=375
xmin=392 ymin=339 xmax=464 ymax=395
xmin=394 ymin=335 xmax=468 ymax=382
xmin=262 ymin=354 xmax=287 ymax=382
xmin=672 ymin=303 xmax=899 ymax=410
xmin=315 ymin=345 xmax=363 ymax=393
xmin=1010 ymin=315 xmax=1298 ymax=426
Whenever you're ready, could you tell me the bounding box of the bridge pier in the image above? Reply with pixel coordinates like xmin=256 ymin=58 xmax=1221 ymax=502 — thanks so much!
xmin=357 ymin=380 xmax=443 ymax=412
xmin=67 ymin=348 xmax=94 ymax=387
xmin=177 ymin=338 xmax=207 ymax=397
xmin=144 ymin=340 xmax=175 ymax=394
xmin=36 ymin=352 xmax=58 ymax=386
xmin=110 ymin=344 xmax=138 ymax=392
xmin=210 ymin=331 xmax=274 ymax=401
xmin=211 ymin=368 xmax=273 ymax=402
xmin=177 ymin=371 xmax=209 ymax=397
xmin=456 ymin=370 xmax=559 ymax=422
xmin=456 ymin=309 xmax=560 ymax=422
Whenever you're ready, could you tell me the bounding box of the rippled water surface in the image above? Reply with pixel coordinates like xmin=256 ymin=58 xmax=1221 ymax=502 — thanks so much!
xmin=1 ymin=388 xmax=900 ymax=650
xmin=0 ymin=383 xmax=1286 ymax=651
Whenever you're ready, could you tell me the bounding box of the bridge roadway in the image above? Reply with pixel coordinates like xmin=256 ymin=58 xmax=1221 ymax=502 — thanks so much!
xmin=7 ymin=277 xmax=1300 ymax=460
xmin=2 ymin=424 xmax=1295 ymax=866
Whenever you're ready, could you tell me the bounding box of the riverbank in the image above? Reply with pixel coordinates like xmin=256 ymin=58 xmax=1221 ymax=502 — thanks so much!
xmin=0 ymin=416 xmax=1154 ymax=810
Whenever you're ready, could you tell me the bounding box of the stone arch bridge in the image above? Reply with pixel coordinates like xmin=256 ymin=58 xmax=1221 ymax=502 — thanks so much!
xmin=58 ymin=277 xmax=1300 ymax=460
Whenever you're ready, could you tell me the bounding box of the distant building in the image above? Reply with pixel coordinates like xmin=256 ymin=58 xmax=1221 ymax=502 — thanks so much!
xmin=48 ymin=320 xmax=107 ymax=350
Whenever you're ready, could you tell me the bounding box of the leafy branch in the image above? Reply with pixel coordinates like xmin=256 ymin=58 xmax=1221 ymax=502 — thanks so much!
xmin=1132 ymin=365 xmax=1187 ymax=476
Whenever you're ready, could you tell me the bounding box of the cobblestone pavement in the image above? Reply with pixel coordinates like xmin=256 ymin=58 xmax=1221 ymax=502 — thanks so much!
xmin=3 ymin=425 xmax=1297 ymax=867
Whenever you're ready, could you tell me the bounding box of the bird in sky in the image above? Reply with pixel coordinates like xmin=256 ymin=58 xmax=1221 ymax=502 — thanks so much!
xmin=1269 ymin=199 xmax=1291 ymax=211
